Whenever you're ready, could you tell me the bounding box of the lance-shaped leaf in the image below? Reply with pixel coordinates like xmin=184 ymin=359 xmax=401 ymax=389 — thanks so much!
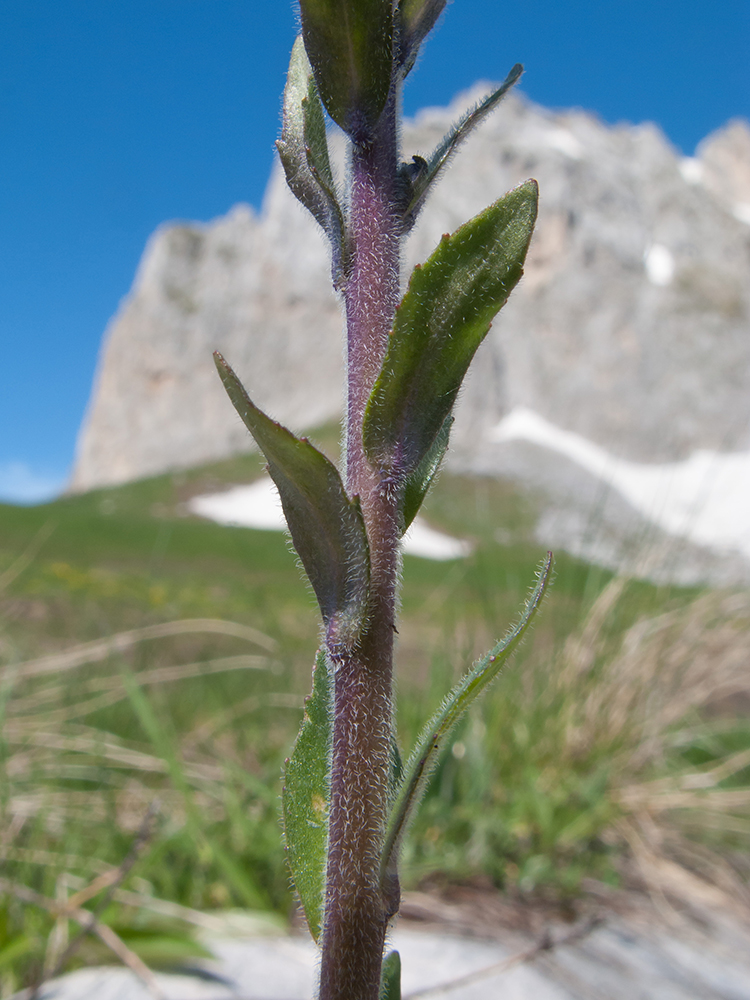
xmin=282 ymin=650 xmax=332 ymax=941
xmin=380 ymin=951 xmax=402 ymax=1000
xmin=364 ymin=180 xmax=538 ymax=479
xmin=397 ymin=0 xmax=447 ymax=77
xmin=401 ymin=413 xmax=451 ymax=532
xmin=276 ymin=36 xmax=349 ymax=284
xmin=298 ymin=0 xmax=394 ymax=143
xmin=380 ymin=554 xmax=553 ymax=885
xmin=401 ymin=64 xmax=523 ymax=231
xmin=215 ymin=353 xmax=369 ymax=643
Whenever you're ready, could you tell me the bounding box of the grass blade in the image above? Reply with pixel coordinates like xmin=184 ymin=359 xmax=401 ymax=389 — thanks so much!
xmin=120 ymin=669 xmax=266 ymax=910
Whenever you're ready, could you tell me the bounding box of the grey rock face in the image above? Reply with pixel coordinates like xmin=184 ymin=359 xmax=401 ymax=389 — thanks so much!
xmin=70 ymin=197 xmax=344 ymax=488
xmin=420 ymin=97 xmax=750 ymax=465
xmin=19 ymin=911 xmax=750 ymax=1000
xmin=70 ymin=91 xmax=750 ymax=584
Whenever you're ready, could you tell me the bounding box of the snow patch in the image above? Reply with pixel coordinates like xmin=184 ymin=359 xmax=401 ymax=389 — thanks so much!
xmin=402 ymin=520 xmax=473 ymax=561
xmin=546 ymin=128 xmax=584 ymax=160
xmin=644 ymin=244 xmax=675 ymax=286
xmin=491 ymin=408 xmax=750 ymax=561
xmin=679 ymin=157 xmax=704 ymax=185
xmin=188 ymin=478 xmax=471 ymax=561
xmin=189 ymin=479 xmax=284 ymax=531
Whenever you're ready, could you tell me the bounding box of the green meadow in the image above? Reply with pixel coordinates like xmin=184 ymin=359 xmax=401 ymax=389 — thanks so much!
xmin=1 ymin=444 xmax=748 ymax=993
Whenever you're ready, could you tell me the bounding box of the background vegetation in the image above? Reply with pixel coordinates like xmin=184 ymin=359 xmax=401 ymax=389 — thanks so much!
xmin=1 ymin=439 xmax=748 ymax=994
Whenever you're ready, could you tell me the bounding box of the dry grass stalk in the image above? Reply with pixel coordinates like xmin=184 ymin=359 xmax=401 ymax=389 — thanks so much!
xmin=0 ymin=877 xmax=165 ymax=1000
xmin=402 ymin=914 xmax=602 ymax=999
xmin=555 ymin=585 xmax=750 ymax=913
xmin=5 ymin=617 xmax=276 ymax=681
xmin=564 ymin=588 xmax=750 ymax=761
xmin=9 ymin=654 xmax=274 ymax=724
xmin=559 ymin=574 xmax=629 ymax=685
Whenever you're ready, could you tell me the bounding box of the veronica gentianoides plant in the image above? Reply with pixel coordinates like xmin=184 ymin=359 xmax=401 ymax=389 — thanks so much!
xmin=215 ymin=3 xmax=550 ymax=997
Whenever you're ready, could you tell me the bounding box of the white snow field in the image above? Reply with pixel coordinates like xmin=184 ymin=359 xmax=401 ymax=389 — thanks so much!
xmin=188 ymin=477 xmax=472 ymax=561
xmin=491 ymin=408 xmax=750 ymax=561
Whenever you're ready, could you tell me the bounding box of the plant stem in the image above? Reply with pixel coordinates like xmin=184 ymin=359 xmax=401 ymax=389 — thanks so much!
xmin=318 ymin=88 xmax=401 ymax=1000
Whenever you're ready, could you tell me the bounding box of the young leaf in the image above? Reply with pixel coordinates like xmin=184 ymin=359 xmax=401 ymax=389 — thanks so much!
xmin=363 ymin=181 xmax=538 ymax=479
xmin=276 ymin=36 xmax=349 ymax=284
xmin=283 ymin=650 xmax=332 ymax=942
xmin=379 ymin=950 xmax=402 ymax=1000
xmin=401 ymin=64 xmax=523 ymax=230
xmin=298 ymin=0 xmax=394 ymax=143
xmin=380 ymin=553 xmax=553 ymax=884
xmin=215 ymin=353 xmax=369 ymax=645
xmin=401 ymin=413 xmax=452 ymax=532
xmin=397 ymin=0 xmax=447 ymax=76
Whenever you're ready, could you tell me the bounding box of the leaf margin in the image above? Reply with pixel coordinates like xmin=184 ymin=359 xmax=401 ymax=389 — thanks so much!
xmin=298 ymin=0 xmax=394 ymax=143
xmin=276 ymin=35 xmax=350 ymax=285
xmin=379 ymin=553 xmax=554 ymax=886
xmin=282 ymin=649 xmax=333 ymax=942
xmin=214 ymin=352 xmax=369 ymax=647
xmin=401 ymin=64 xmax=523 ymax=231
xmin=363 ymin=179 xmax=539 ymax=481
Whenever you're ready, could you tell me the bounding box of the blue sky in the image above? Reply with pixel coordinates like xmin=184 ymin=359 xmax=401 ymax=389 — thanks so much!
xmin=1 ymin=0 xmax=748 ymax=503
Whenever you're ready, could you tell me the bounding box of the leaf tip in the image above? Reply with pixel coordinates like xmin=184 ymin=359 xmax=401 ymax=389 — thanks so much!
xmin=213 ymin=351 xmax=232 ymax=379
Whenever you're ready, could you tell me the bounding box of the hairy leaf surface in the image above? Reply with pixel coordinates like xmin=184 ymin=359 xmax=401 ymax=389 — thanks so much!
xmin=401 ymin=413 xmax=452 ymax=531
xmin=282 ymin=650 xmax=332 ymax=941
xmin=380 ymin=554 xmax=553 ymax=884
xmin=379 ymin=950 xmax=402 ymax=1000
xmin=397 ymin=0 xmax=447 ymax=75
xmin=276 ymin=36 xmax=349 ymax=283
xmin=402 ymin=64 xmax=523 ymax=229
xmin=215 ymin=353 xmax=369 ymax=643
xmin=298 ymin=0 xmax=393 ymax=142
xmin=363 ymin=181 xmax=538 ymax=479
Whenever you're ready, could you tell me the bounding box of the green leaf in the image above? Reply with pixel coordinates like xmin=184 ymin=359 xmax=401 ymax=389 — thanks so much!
xmin=283 ymin=650 xmax=332 ymax=941
xmin=380 ymin=950 xmax=402 ymax=1000
xmin=401 ymin=413 xmax=452 ymax=531
xmin=215 ymin=353 xmax=369 ymax=644
xmin=390 ymin=733 xmax=403 ymax=802
xmin=402 ymin=65 xmax=523 ymax=230
xmin=298 ymin=0 xmax=394 ymax=142
xmin=363 ymin=181 xmax=538 ymax=479
xmin=276 ymin=36 xmax=349 ymax=285
xmin=397 ymin=0 xmax=447 ymax=76
xmin=380 ymin=554 xmax=553 ymax=885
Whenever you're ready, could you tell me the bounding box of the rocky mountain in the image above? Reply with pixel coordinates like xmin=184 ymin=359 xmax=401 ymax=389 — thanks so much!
xmin=70 ymin=89 xmax=750 ymax=585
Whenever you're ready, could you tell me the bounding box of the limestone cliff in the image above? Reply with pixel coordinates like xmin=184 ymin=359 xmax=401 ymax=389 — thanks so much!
xmin=70 ymin=90 xmax=750 ymax=584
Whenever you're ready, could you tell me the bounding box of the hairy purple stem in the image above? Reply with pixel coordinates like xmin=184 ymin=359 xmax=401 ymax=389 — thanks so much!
xmin=318 ymin=89 xmax=401 ymax=1000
